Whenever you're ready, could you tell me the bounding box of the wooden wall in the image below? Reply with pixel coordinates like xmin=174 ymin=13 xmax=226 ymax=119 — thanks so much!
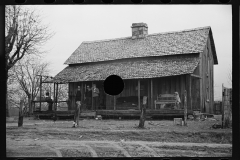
xmin=106 ymin=79 xmax=139 ymax=109
xmin=191 ymin=77 xmax=200 ymax=110
xmin=69 ymin=82 xmax=81 ymax=110
xmin=153 ymin=75 xmax=187 ymax=109
xmin=200 ymin=37 xmax=215 ymax=114
xmin=68 ymin=70 xmax=204 ymax=112
xmin=208 ymin=37 xmax=214 ymax=114
xmin=68 ymin=74 xmax=201 ymax=111
xmin=68 ymin=82 xmax=87 ymax=110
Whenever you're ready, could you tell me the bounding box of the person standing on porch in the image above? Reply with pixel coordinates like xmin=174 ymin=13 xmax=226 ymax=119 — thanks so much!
xmin=92 ymin=84 xmax=99 ymax=110
xmin=85 ymin=85 xmax=92 ymax=110
xmin=45 ymin=91 xmax=53 ymax=111
xmin=73 ymin=86 xmax=81 ymax=128
xmin=174 ymin=92 xmax=181 ymax=109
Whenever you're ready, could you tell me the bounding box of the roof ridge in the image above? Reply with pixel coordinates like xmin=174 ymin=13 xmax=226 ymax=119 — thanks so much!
xmin=82 ymin=36 xmax=132 ymax=44
xmin=82 ymin=26 xmax=211 ymax=44
xmin=149 ymin=26 xmax=211 ymax=36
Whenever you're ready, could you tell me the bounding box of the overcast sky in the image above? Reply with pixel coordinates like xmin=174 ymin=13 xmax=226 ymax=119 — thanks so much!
xmin=28 ymin=5 xmax=232 ymax=101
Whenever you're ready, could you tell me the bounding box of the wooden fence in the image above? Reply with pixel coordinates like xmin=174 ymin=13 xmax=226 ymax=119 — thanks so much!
xmin=222 ymin=84 xmax=232 ymax=128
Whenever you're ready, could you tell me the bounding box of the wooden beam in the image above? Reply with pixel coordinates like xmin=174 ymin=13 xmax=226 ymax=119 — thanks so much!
xmin=199 ymin=51 xmax=203 ymax=112
xmin=190 ymin=75 xmax=192 ymax=112
xmin=184 ymin=90 xmax=187 ymax=126
xmin=191 ymin=74 xmax=202 ymax=79
xmin=180 ymin=75 xmax=185 ymax=109
xmin=176 ymin=76 xmax=180 ymax=94
xmin=114 ymin=96 xmax=116 ymax=110
xmin=186 ymin=75 xmax=192 ymax=112
xmin=138 ymin=80 xmax=140 ymax=110
xmin=170 ymin=77 xmax=175 ymax=93
xmin=81 ymin=82 xmax=84 ymax=103
xmin=92 ymin=81 xmax=93 ymax=110
xmin=53 ymin=83 xmax=56 ymax=110
xmin=56 ymin=83 xmax=59 ymax=110
xmin=148 ymin=79 xmax=150 ymax=109
xmin=151 ymin=79 xmax=153 ymax=110
xmin=39 ymin=76 xmax=42 ymax=111
xmin=67 ymin=83 xmax=70 ymax=110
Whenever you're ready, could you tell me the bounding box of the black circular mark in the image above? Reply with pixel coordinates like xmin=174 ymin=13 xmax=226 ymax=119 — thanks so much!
xmin=189 ymin=0 xmax=202 ymax=3
xmin=218 ymin=0 xmax=230 ymax=3
xmin=104 ymin=75 xmax=124 ymax=96
xmin=15 ymin=0 xmax=26 ymax=3
xmin=161 ymin=0 xmax=172 ymax=3
xmin=72 ymin=0 xmax=85 ymax=3
xmin=102 ymin=0 xmax=114 ymax=3
xmin=44 ymin=0 xmax=56 ymax=3
xmin=131 ymin=0 xmax=143 ymax=3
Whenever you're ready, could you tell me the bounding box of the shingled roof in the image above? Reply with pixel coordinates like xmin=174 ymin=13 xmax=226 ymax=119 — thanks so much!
xmin=64 ymin=26 xmax=217 ymax=65
xmin=53 ymin=55 xmax=199 ymax=83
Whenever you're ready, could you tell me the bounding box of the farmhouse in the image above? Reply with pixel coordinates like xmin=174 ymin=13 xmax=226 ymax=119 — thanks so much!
xmin=52 ymin=23 xmax=218 ymax=117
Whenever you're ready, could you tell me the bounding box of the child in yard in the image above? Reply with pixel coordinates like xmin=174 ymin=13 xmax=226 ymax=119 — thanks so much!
xmin=73 ymin=86 xmax=81 ymax=128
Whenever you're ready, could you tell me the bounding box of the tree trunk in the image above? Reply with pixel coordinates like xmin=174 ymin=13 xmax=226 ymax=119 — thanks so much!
xmin=18 ymin=99 xmax=24 ymax=127
xmin=139 ymin=96 xmax=147 ymax=128
xmin=28 ymin=96 xmax=33 ymax=115
xmin=184 ymin=90 xmax=187 ymax=126
xmin=6 ymin=95 xmax=9 ymax=117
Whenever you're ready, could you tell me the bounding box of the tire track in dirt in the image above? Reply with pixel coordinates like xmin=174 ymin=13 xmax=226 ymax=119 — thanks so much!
xmin=42 ymin=144 xmax=62 ymax=157
xmin=7 ymin=138 xmax=232 ymax=157
xmin=138 ymin=143 xmax=159 ymax=157
xmin=46 ymin=144 xmax=97 ymax=157
xmin=111 ymin=142 xmax=131 ymax=157
xmin=81 ymin=143 xmax=98 ymax=157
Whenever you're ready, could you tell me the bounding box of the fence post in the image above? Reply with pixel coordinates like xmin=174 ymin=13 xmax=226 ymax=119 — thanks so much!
xmin=184 ymin=90 xmax=187 ymax=126
xmin=222 ymin=84 xmax=232 ymax=128
xmin=139 ymin=96 xmax=147 ymax=128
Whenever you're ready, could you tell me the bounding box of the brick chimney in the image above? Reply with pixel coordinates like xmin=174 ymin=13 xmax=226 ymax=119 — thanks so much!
xmin=131 ymin=23 xmax=148 ymax=39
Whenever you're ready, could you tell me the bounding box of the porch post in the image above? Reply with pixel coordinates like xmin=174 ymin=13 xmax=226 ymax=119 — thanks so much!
xmin=56 ymin=83 xmax=59 ymax=108
xmin=81 ymin=82 xmax=84 ymax=105
xmin=138 ymin=80 xmax=140 ymax=110
xmin=39 ymin=76 xmax=42 ymax=111
xmin=53 ymin=83 xmax=56 ymax=110
xmin=148 ymin=79 xmax=150 ymax=109
xmin=151 ymin=79 xmax=153 ymax=110
xmin=92 ymin=81 xmax=94 ymax=110
xmin=114 ymin=96 xmax=116 ymax=110
xmin=186 ymin=74 xmax=192 ymax=112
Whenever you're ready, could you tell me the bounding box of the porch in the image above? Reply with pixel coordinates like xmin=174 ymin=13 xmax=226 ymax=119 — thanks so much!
xmin=68 ymin=74 xmax=200 ymax=112
xmin=96 ymin=109 xmax=193 ymax=119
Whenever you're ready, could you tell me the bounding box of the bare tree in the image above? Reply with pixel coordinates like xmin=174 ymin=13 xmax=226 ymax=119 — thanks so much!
xmin=12 ymin=57 xmax=51 ymax=115
xmin=57 ymin=84 xmax=69 ymax=101
xmin=5 ymin=5 xmax=53 ymax=72
xmin=5 ymin=5 xmax=54 ymax=116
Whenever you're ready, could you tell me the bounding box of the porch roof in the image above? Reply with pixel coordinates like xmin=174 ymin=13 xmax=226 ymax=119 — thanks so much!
xmin=53 ymin=55 xmax=199 ymax=83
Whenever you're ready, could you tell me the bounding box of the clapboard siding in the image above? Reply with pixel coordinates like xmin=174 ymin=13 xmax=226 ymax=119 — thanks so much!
xmin=67 ymin=49 xmax=214 ymax=113
xmin=199 ymin=36 xmax=215 ymax=114
xmin=207 ymin=37 xmax=214 ymax=114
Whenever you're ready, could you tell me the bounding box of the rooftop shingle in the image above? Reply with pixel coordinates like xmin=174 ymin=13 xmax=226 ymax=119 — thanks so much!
xmin=64 ymin=26 xmax=217 ymax=65
xmin=53 ymin=55 xmax=199 ymax=83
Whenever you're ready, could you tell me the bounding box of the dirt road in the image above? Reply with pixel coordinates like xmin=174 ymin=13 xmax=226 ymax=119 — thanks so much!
xmin=6 ymin=118 xmax=232 ymax=157
xmin=7 ymin=138 xmax=231 ymax=157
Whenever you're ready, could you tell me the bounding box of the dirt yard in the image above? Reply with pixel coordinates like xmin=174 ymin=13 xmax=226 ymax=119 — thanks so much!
xmin=6 ymin=116 xmax=232 ymax=157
